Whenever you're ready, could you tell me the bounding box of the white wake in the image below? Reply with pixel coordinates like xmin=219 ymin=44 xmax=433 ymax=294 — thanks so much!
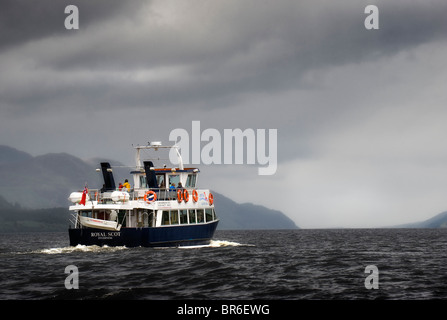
xmin=38 ymin=245 xmax=127 ymax=254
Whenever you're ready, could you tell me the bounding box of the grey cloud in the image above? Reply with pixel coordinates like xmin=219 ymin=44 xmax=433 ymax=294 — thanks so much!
xmin=0 ymin=0 xmax=145 ymax=51
xmin=42 ymin=0 xmax=447 ymax=71
xmin=2 ymin=0 xmax=447 ymax=153
xmin=8 ymin=0 xmax=445 ymax=111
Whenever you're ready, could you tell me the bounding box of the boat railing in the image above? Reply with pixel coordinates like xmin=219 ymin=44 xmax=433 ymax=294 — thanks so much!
xmin=132 ymin=188 xmax=185 ymax=201
xmin=84 ymin=187 xmax=208 ymax=203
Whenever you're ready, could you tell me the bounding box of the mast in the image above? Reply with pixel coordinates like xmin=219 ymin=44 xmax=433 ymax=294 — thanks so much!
xmin=174 ymin=145 xmax=184 ymax=170
xmin=135 ymin=147 xmax=142 ymax=170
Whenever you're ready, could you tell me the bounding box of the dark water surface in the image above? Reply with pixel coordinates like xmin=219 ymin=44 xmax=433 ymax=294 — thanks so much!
xmin=0 ymin=229 xmax=446 ymax=300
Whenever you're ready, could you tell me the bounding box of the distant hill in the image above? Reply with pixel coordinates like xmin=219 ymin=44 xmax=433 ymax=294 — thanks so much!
xmin=214 ymin=193 xmax=298 ymax=230
xmin=0 ymin=147 xmax=128 ymax=208
xmin=0 ymin=145 xmax=298 ymax=231
xmin=0 ymin=145 xmax=32 ymax=165
xmin=0 ymin=197 xmax=69 ymax=233
xmin=0 ymin=152 xmax=98 ymax=208
xmin=390 ymin=211 xmax=447 ymax=228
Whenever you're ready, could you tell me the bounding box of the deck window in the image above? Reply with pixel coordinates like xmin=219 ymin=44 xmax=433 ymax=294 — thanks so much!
xmin=188 ymin=209 xmax=196 ymax=224
xmin=148 ymin=210 xmax=155 ymax=227
xmin=162 ymin=210 xmax=170 ymax=225
xmin=170 ymin=210 xmax=179 ymax=225
xmin=79 ymin=210 xmax=92 ymax=218
xmin=197 ymin=209 xmax=204 ymax=223
xmin=118 ymin=210 xmax=127 ymax=227
xmin=180 ymin=210 xmax=188 ymax=224
xmin=205 ymin=208 xmax=214 ymax=222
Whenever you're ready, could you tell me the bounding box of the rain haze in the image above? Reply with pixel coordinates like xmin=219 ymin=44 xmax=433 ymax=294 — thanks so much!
xmin=1 ymin=0 xmax=447 ymax=228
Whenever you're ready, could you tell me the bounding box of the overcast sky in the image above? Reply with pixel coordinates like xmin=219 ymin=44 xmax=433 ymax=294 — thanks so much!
xmin=2 ymin=0 xmax=447 ymax=228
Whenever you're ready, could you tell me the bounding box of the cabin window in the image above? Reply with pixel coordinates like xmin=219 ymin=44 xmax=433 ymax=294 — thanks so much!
xmin=118 ymin=210 xmax=127 ymax=227
xmin=168 ymin=174 xmax=180 ymax=188
xmin=137 ymin=210 xmax=149 ymax=227
xmin=96 ymin=210 xmax=106 ymax=220
xmin=197 ymin=209 xmax=204 ymax=223
xmin=79 ymin=210 xmax=92 ymax=218
xmin=162 ymin=210 xmax=170 ymax=225
xmin=156 ymin=174 xmax=166 ymax=188
xmin=147 ymin=210 xmax=154 ymax=227
xmin=179 ymin=210 xmax=188 ymax=224
xmin=205 ymin=208 xmax=214 ymax=222
xmin=185 ymin=174 xmax=197 ymax=188
xmin=170 ymin=210 xmax=179 ymax=225
xmin=140 ymin=175 xmax=147 ymax=188
xmin=188 ymin=210 xmax=196 ymax=224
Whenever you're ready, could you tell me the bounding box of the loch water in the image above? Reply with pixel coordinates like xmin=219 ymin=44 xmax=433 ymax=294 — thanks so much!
xmin=0 ymin=229 xmax=446 ymax=301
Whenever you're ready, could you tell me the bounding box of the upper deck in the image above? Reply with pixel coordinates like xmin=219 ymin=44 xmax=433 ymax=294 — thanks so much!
xmin=69 ymin=187 xmax=214 ymax=208
xmin=69 ymin=142 xmax=214 ymax=210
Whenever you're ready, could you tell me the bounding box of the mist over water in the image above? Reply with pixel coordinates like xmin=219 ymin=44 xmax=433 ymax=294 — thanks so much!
xmin=1 ymin=229 xmax=446 ymax=300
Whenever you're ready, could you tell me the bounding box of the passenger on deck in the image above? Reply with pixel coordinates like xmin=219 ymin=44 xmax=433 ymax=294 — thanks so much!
xmin=169 ymin=182 xmax=176 ymax=200
xmin=177 ymin=182 xmax=184 ymax=189
xmin=118 ymin=182 xmax=123 ymax=190
xmin=123 ymin=179 xmax=131 ymax=191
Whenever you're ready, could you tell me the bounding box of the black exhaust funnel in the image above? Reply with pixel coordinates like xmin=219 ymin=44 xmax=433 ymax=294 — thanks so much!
xmin=100 ymin=162 xmax=116 ymax=191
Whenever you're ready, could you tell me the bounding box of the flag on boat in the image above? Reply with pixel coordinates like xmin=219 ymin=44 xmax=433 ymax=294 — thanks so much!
xmin=80 ymin=186 xmax=88 ymax=206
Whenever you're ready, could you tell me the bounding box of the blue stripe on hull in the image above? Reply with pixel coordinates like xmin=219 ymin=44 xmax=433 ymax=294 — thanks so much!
xmin=69 ymin=220 xmax=219 ymax=247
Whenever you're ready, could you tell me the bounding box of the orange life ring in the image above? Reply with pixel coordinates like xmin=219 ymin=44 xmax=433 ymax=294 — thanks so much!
xmin=177 ymin=189 xmax=183 ymax=202
xmin=208 ymin=192 xmax=214 ymax=205
xmin=183 ymin=189 xmax=189 ymax=202
xmin=192 ymin=189 xmax=198 ymax=202
xmin=144 ymin=190 xmax=157 ymax=204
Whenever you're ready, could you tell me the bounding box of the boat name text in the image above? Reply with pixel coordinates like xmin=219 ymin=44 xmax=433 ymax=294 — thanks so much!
xmin=91 ymin=231 xmax=121 ymax=239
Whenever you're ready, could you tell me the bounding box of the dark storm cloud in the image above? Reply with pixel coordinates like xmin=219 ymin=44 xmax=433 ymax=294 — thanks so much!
xmin=2 ymin=0 xmax=447 ymax=123
xmin=10 ymin=0 xmax=447 ymax=110
xmin=0 ymin=0 xmax=145 ymax=51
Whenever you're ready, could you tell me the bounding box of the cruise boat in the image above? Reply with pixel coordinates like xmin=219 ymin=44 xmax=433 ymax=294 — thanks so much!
xmin=68 ymin=142 xmax=219 ymax=247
